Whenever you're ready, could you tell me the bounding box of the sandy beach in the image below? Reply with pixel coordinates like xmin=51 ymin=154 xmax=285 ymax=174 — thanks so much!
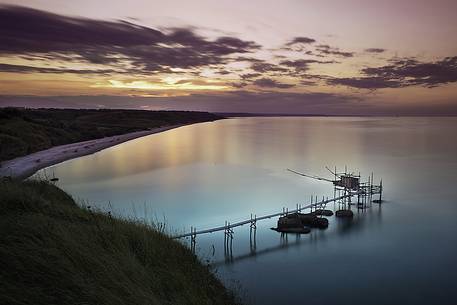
xmin=0 ymin=124 xmax=185 ymax=180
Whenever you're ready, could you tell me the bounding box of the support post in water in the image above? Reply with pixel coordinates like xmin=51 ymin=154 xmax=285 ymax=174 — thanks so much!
xmin=370 ymin=172 xmax=374 ymax=205
xmin=250 ymin=213 xmax=257 ymax=235
xmin=250 ymin=214 xmax=257 ymax=253
xmin=380 ymin=179 xmax=383 ymax=201
xmin=224 ymin=222 xmax=234 ymax=259
xmin=190 ymin=227 xmax=196 ymax=253
xmin=357 ymin=191 xmax=362 ymax=209
xmin=375 ymin=179 xmax=383 ymax=203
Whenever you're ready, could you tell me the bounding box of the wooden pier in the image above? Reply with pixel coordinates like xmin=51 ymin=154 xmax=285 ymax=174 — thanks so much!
xmin=174 ymin=192 xmax=355 ymax=239
xmin=173 ymin=168 xmax=383 ymax=254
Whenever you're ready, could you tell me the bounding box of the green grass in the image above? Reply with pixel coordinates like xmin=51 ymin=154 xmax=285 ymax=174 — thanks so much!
xmin=0 ymin=108 xmax=223 ymax=162
xmin=0 ymin=180 xmax=238 ymax=305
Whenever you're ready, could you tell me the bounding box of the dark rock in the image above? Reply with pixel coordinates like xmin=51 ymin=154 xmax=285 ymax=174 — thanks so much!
xmin=311 ymin=209 xmax=334 ymax=217
xmin=335 ymin=210 xmax=354 ymax=218
xmin=311 ymin=217 xmax=329 ymax=229
xmin=281 ymin=213 xmax=329 ymax=229
xmin=277 ymin=215 xmax=303 ymax=228
xmin=271 ymin=227 xmax=311 ymax=234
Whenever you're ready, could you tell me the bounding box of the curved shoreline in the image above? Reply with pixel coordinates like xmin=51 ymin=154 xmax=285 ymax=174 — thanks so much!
xmin=0 ymin=124 xmax=186 ymax=180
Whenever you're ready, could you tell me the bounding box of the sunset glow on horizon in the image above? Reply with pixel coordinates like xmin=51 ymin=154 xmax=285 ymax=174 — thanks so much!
xmin=0 ymin=0 xmax=456 ymax=114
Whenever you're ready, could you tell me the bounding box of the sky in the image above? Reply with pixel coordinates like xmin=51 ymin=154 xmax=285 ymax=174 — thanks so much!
xmin=0 ymin=0 xmax=456 ymax=114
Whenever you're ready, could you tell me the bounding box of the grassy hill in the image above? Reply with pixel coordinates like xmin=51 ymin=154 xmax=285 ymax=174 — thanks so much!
xmin=0 ymin=180 xmax=238 ymax=305
xmin=0 ymin=108 xmax=222 ymax=162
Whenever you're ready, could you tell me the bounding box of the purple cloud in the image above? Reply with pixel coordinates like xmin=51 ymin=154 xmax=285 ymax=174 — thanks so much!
xmin=328 ymin=56 xmax=457 ymax=89
xmin=316 ymin=44 xmax=354 ymax=58
xmin=365 ymin=48 xmax=386 ymax=53
xmin=0 ymin=5 xmax=260 ymax=73
xmin=285 ymin=37 xmax=316 ymax=45
xmin=253 ymin=78 xmax=295 ymax=89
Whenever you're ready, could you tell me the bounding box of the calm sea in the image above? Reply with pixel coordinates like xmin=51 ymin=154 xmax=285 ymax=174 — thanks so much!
xmin=36 ymin=117 xmax=457 ymax=305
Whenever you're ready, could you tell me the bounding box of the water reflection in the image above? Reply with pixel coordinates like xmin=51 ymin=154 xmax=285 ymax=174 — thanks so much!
xmin=211 ymin=203 xmax=384 ymax=266
xmin=36 ymin=117 xmax=457 ymax=305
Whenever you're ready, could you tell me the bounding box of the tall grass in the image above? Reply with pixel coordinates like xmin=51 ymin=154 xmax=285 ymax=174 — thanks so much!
xmin=0 ymin=180 xmax=238 ymax=305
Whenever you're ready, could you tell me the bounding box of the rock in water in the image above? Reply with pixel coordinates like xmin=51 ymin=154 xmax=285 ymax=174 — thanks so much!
xmin=335 ymin=210 xmax=354 ymax=218
xmin=311 ymin=209 xmax=334 ymax=217
xmin=277 ymin=215 xmax=303 ymax=228
xmin=271 ymin=227 xmax=311 ymax=234
xmin=311 ymin=217 xmax=329 ymax=229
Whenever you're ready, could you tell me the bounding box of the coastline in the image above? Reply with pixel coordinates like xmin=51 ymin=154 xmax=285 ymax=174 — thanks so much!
xmin=0 ymin=124 xmax=186 ymax=180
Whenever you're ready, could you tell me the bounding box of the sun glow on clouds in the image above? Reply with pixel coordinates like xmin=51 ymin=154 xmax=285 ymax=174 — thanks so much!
xmin=1 ymin=4 xmax=457 ymax=113
xmin=94 ymin=79 xmax=229 ymax=91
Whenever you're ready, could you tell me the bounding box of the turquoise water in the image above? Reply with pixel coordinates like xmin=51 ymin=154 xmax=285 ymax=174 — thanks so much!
xmin=37 ymin=117 xmax=457 ymax=305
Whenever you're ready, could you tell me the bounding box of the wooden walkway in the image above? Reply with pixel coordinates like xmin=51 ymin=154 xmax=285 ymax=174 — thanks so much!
xmin=172 ymin=188 xmax=380 ymax=239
